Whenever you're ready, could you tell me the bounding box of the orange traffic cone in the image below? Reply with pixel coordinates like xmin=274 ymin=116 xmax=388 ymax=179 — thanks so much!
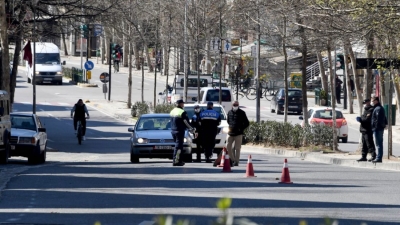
xmin=245 ymin=155 xmax=256 ymax=177
xmin=217 ymin=147 xmax=227 ymax=167
xmin=279 ymin=158 xmax=293 ymax=184
xmin=221 ymin=153 xmax=232 ymax=172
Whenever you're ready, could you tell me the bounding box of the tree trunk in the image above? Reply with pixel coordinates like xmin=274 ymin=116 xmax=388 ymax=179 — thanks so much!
xmin=327 ymin=41 xmax=338 ymax=151
xmin=317 ymin=52 xmax=328 ymax=91
xmin=133 ymin=42 xmax=140 ymax=70
xmin=123 ymin=21 xmax=129 ymax=68
xmin=145 ymin=44 xmax=154 ymax=72
xmin=346 ymin=39 xmax=363 ymax=115
xmin=343 ymin=45 xmax=353 ymax=114
xmin=104 ymin=31 xmax=109 ymax=65
xmin=0 ymin=0 xmax=10 ymax=93
xmin=127 ymin=40 xmax=132 ymax=108
xmin=61 ymin=22 xmax=68 ymax=56
xmin=364 ymin=32 xmax=374 ymax=99
xmin=283 ymin=16 xmax=288 ymax=123
xmin=379 ymin=69 xmax=385 ymax=105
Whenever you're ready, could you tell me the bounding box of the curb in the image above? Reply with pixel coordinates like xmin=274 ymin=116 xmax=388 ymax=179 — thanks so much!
xmin=77 ymin=83 xmax=98 ymax=87
xmin=241 ymin=145 xmax=400 ymax=171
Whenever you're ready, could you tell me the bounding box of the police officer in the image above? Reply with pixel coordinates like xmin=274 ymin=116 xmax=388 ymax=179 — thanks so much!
xmin=191 ymin=105 xmax=203 ymax=162
xmin=200 ymin=102 xmax=221 ymax=163
xmin=170 ymin=99 xmax=195 ymax=166
xmin=356 ymin=99 xmax=376 ymax=162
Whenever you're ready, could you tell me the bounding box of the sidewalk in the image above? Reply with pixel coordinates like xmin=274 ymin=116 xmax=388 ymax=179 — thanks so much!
xmin=83 ymin=93 xmax=400 ymax=171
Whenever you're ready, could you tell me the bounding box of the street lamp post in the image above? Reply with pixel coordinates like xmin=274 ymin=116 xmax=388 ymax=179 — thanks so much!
xmin=32 ymin=0 xmax=39 ymax=114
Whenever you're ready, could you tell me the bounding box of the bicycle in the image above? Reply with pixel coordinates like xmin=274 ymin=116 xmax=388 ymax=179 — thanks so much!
xmin=246 ymin=80 xmax=276 ymax=101
xmin=76 ymin=117 xmax=88 ymax=145
xmin=113 ymin=60 xmax=120 ymax=73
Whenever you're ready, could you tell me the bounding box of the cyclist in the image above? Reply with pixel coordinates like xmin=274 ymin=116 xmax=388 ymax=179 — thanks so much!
xmin=71 ymin=99 xmax=90 ymax=141
xmin=113 ymin=45 xmax=122 ymax=72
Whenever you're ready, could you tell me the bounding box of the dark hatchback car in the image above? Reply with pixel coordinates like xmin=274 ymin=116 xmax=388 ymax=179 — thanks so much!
xmin=270 ymin=88 xmax=303 ymax=115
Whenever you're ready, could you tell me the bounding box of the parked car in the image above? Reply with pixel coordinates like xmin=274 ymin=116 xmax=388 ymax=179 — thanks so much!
xmin=9 ymin=113 xmax=47 ymax=164
xmin=184 ymin=103 xmax=229 ymax=156
xmin=271 ymin=88 xmax=303 ymax=115
xmin=299 ymin=107 xmax=348 ymax=143
xmin=128 ymin=113 xmax=193 ymax=163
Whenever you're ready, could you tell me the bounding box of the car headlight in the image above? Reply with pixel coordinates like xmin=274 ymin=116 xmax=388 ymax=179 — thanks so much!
xmin=222 ymin=127 xmax=229 ymax=134
xmin=19 ymin=137 xmax=36 ymax=144
xmin=137 ymin=138 xmax=148 ymax=144
xmin=35 ymin=71 xmax=40 ymax=75
xmin=56 ymin=71 xmax=62 ymax=75
xmin=184 ymin=138 xmax=187 ymax=143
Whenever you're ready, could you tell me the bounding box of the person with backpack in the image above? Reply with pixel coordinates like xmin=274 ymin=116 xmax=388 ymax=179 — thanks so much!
xmin=370 ymin=97 xmax=388 ymax=163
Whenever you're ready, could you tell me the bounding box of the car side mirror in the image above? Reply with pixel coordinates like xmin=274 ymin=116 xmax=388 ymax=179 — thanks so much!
xmin=299 ymin=116 xmax=303 ymax=120
xmin=38 ymin=127 xmax=46 ymax=132
xmin=0 ymin=107 xmax=4 ymax=117
xmin=63 ymin=61 xmax=66 ymax=65
xmin=128 ymin=127 xmax=135 ymax=132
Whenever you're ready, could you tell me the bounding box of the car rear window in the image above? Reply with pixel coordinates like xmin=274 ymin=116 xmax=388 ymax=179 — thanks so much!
xmin=205 ymin=90 xmax=231 ymax=102
xmin=314 ymin=110 xmax=344 ymax=119
xmin=136 ymin=117 xmax=171 ymax=131
xmin=11 ymin=115 xmax=36 ymax=131
xmin=185 ymin=106 xmax=227 ymax=120
xmin=284 ymin=90 xmax=302 ymax=96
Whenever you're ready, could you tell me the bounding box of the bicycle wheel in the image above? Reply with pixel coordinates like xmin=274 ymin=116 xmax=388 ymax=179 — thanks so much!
xmin=264 ymin=89 xmax=273 ymax=101
xmin=246 ymin=88 xmax=257 ymax=100
xmin=77 ymin=126 xmax=82 ymax=145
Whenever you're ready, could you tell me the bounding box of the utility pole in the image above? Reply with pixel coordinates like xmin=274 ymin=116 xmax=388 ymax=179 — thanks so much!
xmin=236 ymin=37 xmax=242 ymax=101
xmin=218 ymin=2 xmax=223 ymax=105
xmin=388 ymin=70 xmax=393 ymax=158
xmin=32 ymin=1 xmax=37 ymax=114
xmin=183 ymin=0 xmax=188 ymax=102
xmin=255 ymin=0 xmax=261 ymax=123
xmin=108 ymin=40 xmax=112 ymax=101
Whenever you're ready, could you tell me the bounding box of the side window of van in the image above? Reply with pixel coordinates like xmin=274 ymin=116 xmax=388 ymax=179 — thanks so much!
xmin=200 ymin=91 xmax=204 ymax=102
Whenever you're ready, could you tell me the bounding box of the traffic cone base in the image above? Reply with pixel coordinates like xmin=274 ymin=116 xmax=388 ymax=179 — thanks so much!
xmin=221 ymin=153 xmax=232 ymax=172
xmin=279 ymin=158 xmax=293 ymax=184
xmin=245 ymin=155 xmax=256 ymax=177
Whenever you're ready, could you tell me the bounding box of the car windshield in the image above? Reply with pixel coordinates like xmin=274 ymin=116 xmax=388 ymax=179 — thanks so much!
xmin=205 ymin=90 xmax=231 ymax=102
xmin=282 ymin=90 xmax=302 ymax=96
xmin=314 ymin=110 xmax=344 ymax=119
xmin=11 ymin=115 xmax=36 ymax=131
xmin=136 ymin=117 xmax=171 ymax=131
xmin=35 ymin=53 xmax=60 ymax=65
xmin=185 ymin=106 xmax=227 ymax=120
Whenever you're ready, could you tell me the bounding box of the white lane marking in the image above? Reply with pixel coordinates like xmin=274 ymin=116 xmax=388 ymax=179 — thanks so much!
xmin=138 ymin=221 xmax=155 ymax=225
xmin=59 ymin=103 xmax=70 ymax=106
xmin=21 ymin=102 xmax=31 ymax=104
xmin=39 ymin=102 xmax=51 ymax=105
xmin=7 ymin=218 xmax=20 ymax=221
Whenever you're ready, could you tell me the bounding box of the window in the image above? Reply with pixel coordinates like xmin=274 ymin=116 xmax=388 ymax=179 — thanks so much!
xmin=205 ymin=90 xmax=231 ymax=102
xmin=180 ymin=78 xmax=208 ymax=87
xmin=307 ymin=109 xmax=313 ymax=119
xmin=11 ymin=115 xmax=36 ymax=131
xmin=200 ymin=91 xmax=204 ymax=102
xmin=136 ymin=117 xmax=171 ymax=131
xmin=314 ymin=110 xmax=344 ymax=119
xmin=35 ymin=53 xmax=60 ymax=65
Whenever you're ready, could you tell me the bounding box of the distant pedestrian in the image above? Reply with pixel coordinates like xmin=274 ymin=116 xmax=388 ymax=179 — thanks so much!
xmin=200 ymin=102 xmax=221 ymax=163
xmin=356 ymin=99 xmax=376 ymax=162
xmin=170 ymin=100 xmax=196 ymax=166
xmin=370 ymin=97 xmax=388 ymax=163
xmin=335 ymin=75 xmax=343 ymax=104
xmin=191 ymin=105 xmax=203 ymax=162
xmin=226 ymin=101 xmax=249 ymax=166
xmin=349 ymin=78 xmax=355 ymax=105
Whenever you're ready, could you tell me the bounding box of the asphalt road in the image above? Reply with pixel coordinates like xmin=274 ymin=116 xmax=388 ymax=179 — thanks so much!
xmin=1 ymin=70 xmax=400 ymax=225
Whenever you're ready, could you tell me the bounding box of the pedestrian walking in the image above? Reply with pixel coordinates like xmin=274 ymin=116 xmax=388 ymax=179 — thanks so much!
xmin=350 ymin=78 xmax=355 ymax=105
xmin=199 ymin=102 xmax=221 ymax=163
xmin=170 ymin=100 xmax=196 ymax=166
xmin=335 ymin=75 xmax=343 ymax=104
xmin=356 ymin=99 xmax=376 ymax=162
xmin=370 ymin=97 xmax=388 ymax=163
xmin=191 ymin=105 xmax=203 ymax=162
xmin=226 ymin=101 xmax=249 ymax=166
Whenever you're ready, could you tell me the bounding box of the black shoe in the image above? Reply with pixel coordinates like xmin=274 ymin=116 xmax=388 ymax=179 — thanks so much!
xmin=372 ymin=159 xmax=382 ymax=163
xmin=205 ymin=158 xmax=212 ymax=163
xmin=368 ymin=157 xmax=376 ymax=162
xmin=173 ymin=162 xmax=185 ymax=166
xmin=193 ymin=159 xmax=201 ymax=163
xmin=357 ymin=157 xmax=367 ymax=162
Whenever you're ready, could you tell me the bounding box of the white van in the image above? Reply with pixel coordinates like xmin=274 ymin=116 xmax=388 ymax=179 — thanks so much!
xmin=198 ymin=87 xmax=233 ymax=110
xmin=26 ymin=42 xmax=63 ymax=85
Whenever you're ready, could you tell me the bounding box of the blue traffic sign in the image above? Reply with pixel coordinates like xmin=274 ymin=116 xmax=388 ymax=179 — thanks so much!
xmin=93 ymin=24 xmax=104 ymax=37
xmin=84 ymin=61 xmax=94 ymax=70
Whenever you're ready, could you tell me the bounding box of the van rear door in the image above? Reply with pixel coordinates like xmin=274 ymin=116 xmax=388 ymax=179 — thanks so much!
xmin=204 ymin=89 xmax=232 ymax=110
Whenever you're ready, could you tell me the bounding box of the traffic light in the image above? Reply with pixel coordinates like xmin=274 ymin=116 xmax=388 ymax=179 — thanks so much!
xmin=80 ymin=24 xmax=88 ymax=39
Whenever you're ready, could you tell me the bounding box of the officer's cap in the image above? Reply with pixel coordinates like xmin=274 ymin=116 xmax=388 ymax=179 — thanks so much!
xmin=207 ymin=101 xmax=214 ymax=106
xmin=194 ymin=105 xmax=200 ymax=109
xmin=176 ymin=99 xmax=184 ymax=104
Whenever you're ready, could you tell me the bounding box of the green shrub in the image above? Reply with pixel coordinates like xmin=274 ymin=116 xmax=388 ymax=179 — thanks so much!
xmin=154 ymin=103 xmax=174 ymax=113
xmin=62 ymin=66 xmax=72 ymax=78
xmin=244 ymin=120 xmax=334 ymax=148
xmin=131 ymin=101 xmax=150 ymax=117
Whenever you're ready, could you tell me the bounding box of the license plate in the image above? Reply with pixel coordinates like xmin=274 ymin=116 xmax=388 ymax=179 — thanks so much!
xmin=154 ymin=146 xmax=172 ymax=149
xmin=10 ymin=145 xmax=15 ymax=150
xmin=44 ymin=78 xmax=52 ymax=81
xmin=288 ymin=106 xmax=297 ymax=108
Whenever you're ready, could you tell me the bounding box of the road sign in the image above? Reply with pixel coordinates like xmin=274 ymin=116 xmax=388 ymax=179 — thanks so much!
xmin=251 ymin=46 xmax=257 ymax=57
xmin=99 ymin=72 xmax=109 ymax=83
xmin=223 ymin=39 xmax=232 ymax=52
xmin=210 ymin=37 xmax=220 ymax=52
xmin=84 ymin=61 xmax=94 ymax=70
xmin=86 ymin=70 xmax=92 ymax=80
xmin=93 ymin=24 xmax=104 ymax=37
xmin=231 ymin=39 xmax=240 ymax=46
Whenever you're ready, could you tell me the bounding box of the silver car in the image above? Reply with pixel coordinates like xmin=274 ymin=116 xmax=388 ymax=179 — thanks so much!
xmin=9 ymin=113 xmax=47 ymax=164
xmin=128 ymin=113 xmax=193 ymax=163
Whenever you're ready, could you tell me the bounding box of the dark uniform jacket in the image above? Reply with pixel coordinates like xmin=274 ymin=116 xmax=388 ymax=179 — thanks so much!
xmin=371 ymin=103 xmax=388 ymax=131
xmin=199 ymin=109 xmax=221 ymax=133
xmin=227 ymin=108 xmax=249 ymax=136
xmin=191 ymin=112 xmax=202 ymax=132
xmin=170 ymin=107 xmax=193 ymax=132
xmin=360 ymin=105 xmax=374 ymax=133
